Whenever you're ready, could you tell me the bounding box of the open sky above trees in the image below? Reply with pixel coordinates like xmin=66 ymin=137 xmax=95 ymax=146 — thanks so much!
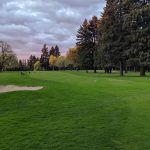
xmin=0 ymin=0 xmax=105 ymax=58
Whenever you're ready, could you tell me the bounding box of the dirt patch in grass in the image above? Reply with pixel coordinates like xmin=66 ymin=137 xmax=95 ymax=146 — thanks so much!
xmin=0 ymin=85 xmax=43 ymax=93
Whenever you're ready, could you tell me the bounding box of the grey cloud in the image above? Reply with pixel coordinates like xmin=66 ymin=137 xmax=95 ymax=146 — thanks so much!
xmin=0 ymin=0 xmax=105 ymax=58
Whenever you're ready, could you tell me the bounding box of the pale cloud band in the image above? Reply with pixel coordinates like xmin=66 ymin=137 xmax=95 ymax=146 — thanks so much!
xmin=0 ymin=0 xmax=105 ymax=58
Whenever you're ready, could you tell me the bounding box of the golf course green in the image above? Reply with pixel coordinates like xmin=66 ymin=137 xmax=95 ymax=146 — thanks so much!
xmin=0 ymin=71 xmax=150 ymax=150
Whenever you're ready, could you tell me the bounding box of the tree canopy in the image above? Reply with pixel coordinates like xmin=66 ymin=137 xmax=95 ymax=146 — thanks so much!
xmin=0 ymin=41 xmax=18 ymax=71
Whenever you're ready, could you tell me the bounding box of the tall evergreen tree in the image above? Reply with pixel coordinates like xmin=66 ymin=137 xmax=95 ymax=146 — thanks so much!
xmin=76 ymin=19 xmax=93 ymax=72
xmin=76 ymin=17 xmax=98 ymax=73
xmin=49 ymin=45 xmax=60 ymax=57
xmin=124 ymin=0 xmax=150 ymax=76
xmin=89 ymin=16 xmax=99 ymax=73
xmin=49 ymin=46 xmax=55 ymax=56
xmin=27 ymin=55 xmax=37 ymax=71
xmin=97 ymin=0 xmax=117 ymax=73
xmin=40 ymin=44 xmax=49 ymax=70
xmin=97 ymin=0 xmax=130 ymax=76
xmin=54 ymin=45 xmax=60 ymax=57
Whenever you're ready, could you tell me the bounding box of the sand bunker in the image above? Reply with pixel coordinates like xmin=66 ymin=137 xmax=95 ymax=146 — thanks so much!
xmin=0 ymin=85 xmax=43 ymax=93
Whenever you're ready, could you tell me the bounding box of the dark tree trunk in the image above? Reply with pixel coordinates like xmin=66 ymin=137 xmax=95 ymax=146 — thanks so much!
xmin=134 ymin=66 xmax=136 ymax=72
xmin=120 ymin=60 xmax=124 ymax=76
xmin=140 ymin=64 xmax=146 ymax=77
xmin=0 ymin=63 xmax=4 ymax=72
xmin=94 ymin=67 xmax=97 ymax=73
xmin=125 ymin=65 xmax=128 ymax=73
xmin=105 ymin=67 xmax=109 ymax=74
xmin=109 ymin=67 xmax=112 ymax=74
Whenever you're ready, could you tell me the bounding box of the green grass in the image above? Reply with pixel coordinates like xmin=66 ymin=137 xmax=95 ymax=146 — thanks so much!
xmin=0 ymin=71 xmax=150 ymax=150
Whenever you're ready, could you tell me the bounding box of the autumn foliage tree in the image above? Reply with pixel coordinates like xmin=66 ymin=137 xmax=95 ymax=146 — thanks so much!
xmin=66 ymin=47 xmax=78 ymax=70
xmin=34 ymin=61 xmax=41 ymax=71
xmin=49 ymin=55 xmax=57 ymax=70
xmin=55 ymin=56 xmax=66 ymax=70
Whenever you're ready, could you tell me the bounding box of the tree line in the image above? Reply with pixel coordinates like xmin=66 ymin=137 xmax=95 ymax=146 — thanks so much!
xmin=1 ymin=0 xmax=150 ymax=76
xmin=19 ymin=45 xmax=78 ymax=71
xmin=76 ymin=0 xmax=150 ymax=76
xmin=0 ymin=40 xmax=78 ymax=71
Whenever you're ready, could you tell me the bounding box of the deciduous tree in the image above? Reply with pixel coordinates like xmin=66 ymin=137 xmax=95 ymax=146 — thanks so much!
xmin=49 ymin=55 xmax=57 ymax=70
xmin=0 ymin=41 xmax=18 ymax=71
xmin=66 ymin=47 xmax=78 ymax=70
xmin=34 ymin=61 xmax=41 ymax=71
xmin=55 ymin=56 xmax=66 ymax=70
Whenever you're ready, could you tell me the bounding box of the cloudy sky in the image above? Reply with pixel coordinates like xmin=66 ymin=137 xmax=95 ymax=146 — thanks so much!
xmin=0 ymin=0 xmax=105 ymax=58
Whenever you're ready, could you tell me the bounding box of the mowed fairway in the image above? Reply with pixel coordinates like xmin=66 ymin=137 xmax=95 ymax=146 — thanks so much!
xmin=0 ymin=71 xmax=150 ymax=150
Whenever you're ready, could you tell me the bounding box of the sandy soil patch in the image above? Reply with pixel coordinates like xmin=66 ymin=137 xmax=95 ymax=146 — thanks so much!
xmin=0 ymin=85 xmax=43 ymax=93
